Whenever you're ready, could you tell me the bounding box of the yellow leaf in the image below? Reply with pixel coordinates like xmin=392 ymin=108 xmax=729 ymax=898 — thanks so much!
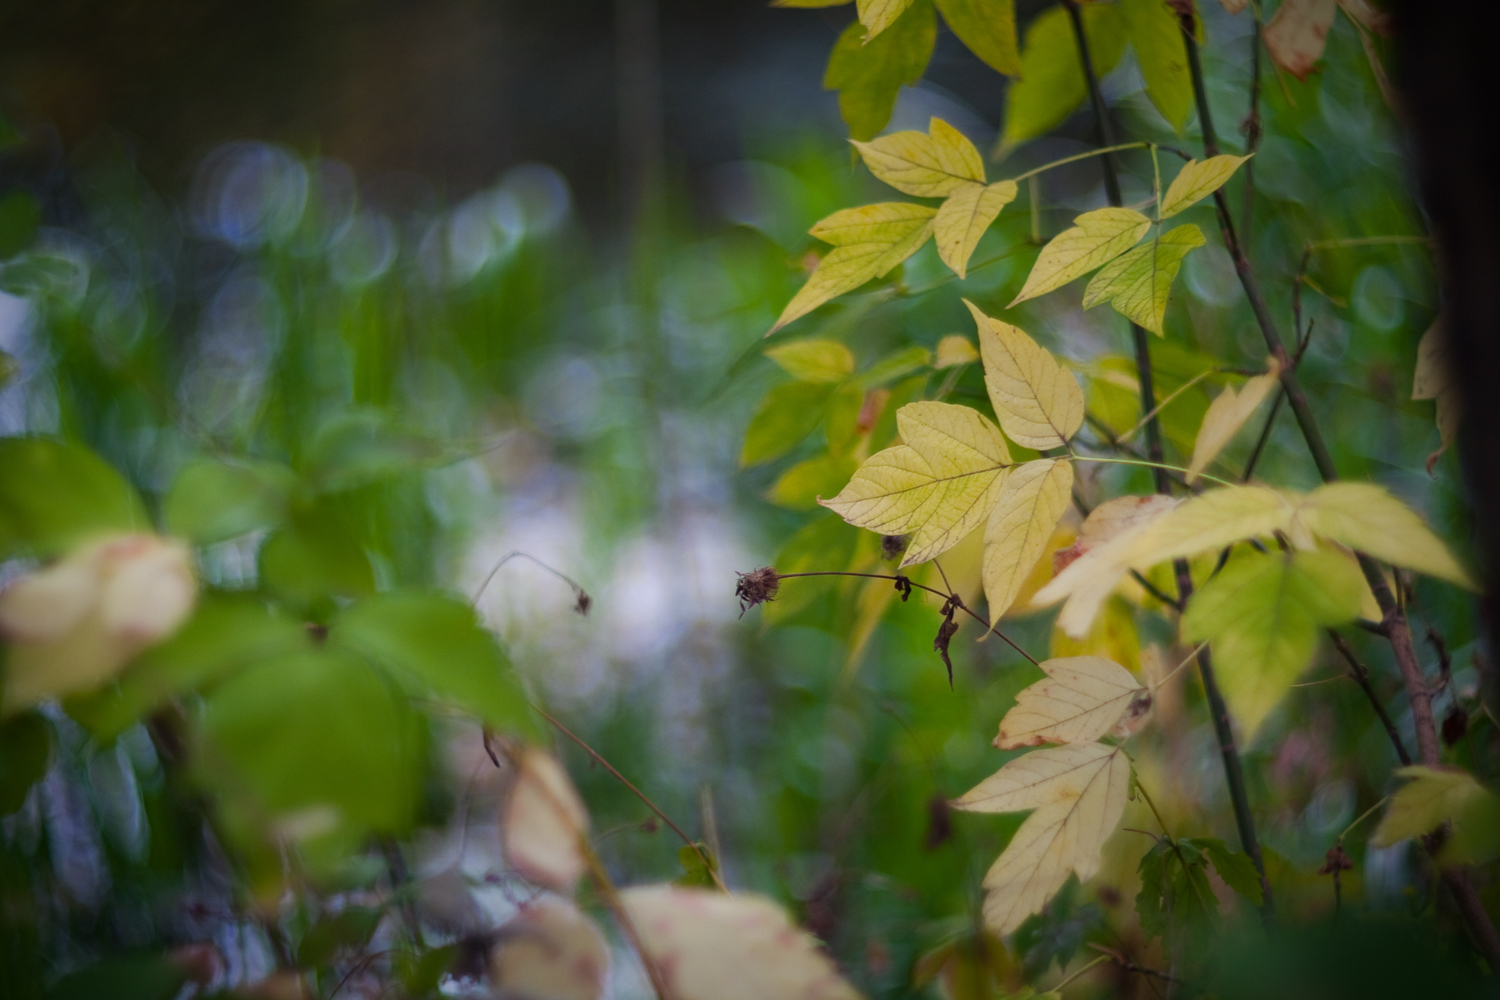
xmin=765 ymin=339 xmax=857 ymax=384
xmin=934 ymin=334 xmax=979 ymax=369
xmin=821 ymin=401 xmax=1013 ymax=566
xmin=982 ymin=459 xmax=1072 ymax=620
xmin=1081 ymin=224 xmax=1206 ymax=335
xmin=1263 ymin=0 xmax=1336 ymax=81
xmin=995 ymin=656 xmax=1147 ymax=749
xmin=1185 ymin=358 xmax=1282 ymax=484
xmin=809 ymin=201 xmax=942 ymax=246
xmin=1008 ymin=517 xmax=1077 ymax=615
xmin=1413 ymin=321 xmax=1458 ymax=469
xmin=1036 ymin=486 xmax=1293 ymax=638
xmin=934 ymin=0 xmax=1021 ymax=76
xmin=1289 ymin=482 xmax=1478 ymax=590
xmin=857 ymin=0 xmax=917 ymax=39
xmin=1050 ymin=596 xmax=1143 ymax=677
xmin=491 ymin=898 xmax=610 ymax=1000
xmin=968 ymin=301 xmax=1086 ymax=449
xmin=1159 ymin=156 xmax=1253 ymax=219
xmin=935 ymin=180 xmax=1018 ymax=279
xmin=501 ymin=748 xmax=589 ymax=894
xmin=853 ymin=118 xmax=987 ymax=198
xmin=1373 ymin=766 xmax=1500 ymax=867
xmin=771 ymin=210 xmax=936 ymax=332
xmin=951 ymin=743 xmax=1130 ymax=935
xmin=1009 ymin=208 xmax=1151 ymax=306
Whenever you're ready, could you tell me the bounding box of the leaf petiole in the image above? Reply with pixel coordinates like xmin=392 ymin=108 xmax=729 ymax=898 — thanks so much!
xmin=1008 ymin=142 xmax=1151 ymax=184
xmin=1071 ymin=454 xmax=1236 ymax=488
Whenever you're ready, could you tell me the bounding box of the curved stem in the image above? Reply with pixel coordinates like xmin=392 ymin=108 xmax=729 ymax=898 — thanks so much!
xmin=1071 ymin=454 xmax=1233 ymax=488
xmin=1054 ymin=954 xmax=1111 ymax=993
xmin=1008 ymin=142 xmax=1151 ymax=184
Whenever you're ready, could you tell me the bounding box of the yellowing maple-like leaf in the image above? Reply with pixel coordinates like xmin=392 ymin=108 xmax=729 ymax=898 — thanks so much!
xmin=1159 ymin=156 xmax=1253 ymax=219
xmin=820 ymin=401 xmax=1013 ymax=567
xmin=853 ymin=118 xmax=987 ymax=198
xmin=857 ymin=0 xmax=917 ymax=40
xmin=620 ymin=886 xmax=864 ymax=1000
xmin=772 ymin=206 xmax=936 ymax=332
xmin=501 ymin=748 xmax=589 ymax=893
xmin=1372 ymin=766 xmax=1500 ymax=867
xmin=1185 ymin=358 xmax=1282 ymax=484
xmin=765 ymin=339 xmax=856 ymax=384
xmin=1010 ymin=208 xmax=1151 ymax=306
xmin=983 ymin=458 xmax=1072 ymax=620
xmin=1263 ymin=0 xmax=1336 ymax=81
xmin=934 ymin=334 xmax=979 ymax=369
xmin=952 ymin=742 xmax=1131 ymax=935
xmin=995 ymin=656 xmax=1147 ymax=749
xmin=935 ymin=180 xmax=1018 ymax=278
xmin=967 ymin=301 xmax=1085 ymax=449
xmin=1288 ymin=482 xmax=1478 ymax=590
xmin=1181 ymin=549 xmax=1364 ymax=739
xmin=491 ymin=898 xmax=610 ymax=1000
xmin=1081 ymin=224 xmax=1206 ymax=335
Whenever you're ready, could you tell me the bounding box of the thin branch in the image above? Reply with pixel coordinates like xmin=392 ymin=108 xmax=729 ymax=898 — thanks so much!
xmin=1330 ymin=631 xmax=1412 ymax=766
xmin=579 ymin=838 xmax=675 ymax=1000
xmin=1131 ymin=569 xmax=1183 ymax=611
xmin=473 ymin=551 xmax=591 ymax=614
xmin=1008 ymin=141 xmax=1152 ymax=184
xmin=1086 ymin=943 xmax=1183 ymax=985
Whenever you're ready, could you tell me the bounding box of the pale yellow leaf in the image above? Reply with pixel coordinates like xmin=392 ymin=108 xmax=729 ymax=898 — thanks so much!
xmin=1036 ymin=486 xmax=1294 ymax=638
xmin=1289 ymin=482 xmax=1478 ymax=590
xmin=935 ymin=180 xmax=1018 ymax=278
xmin=1263 ymin=0 xmax=1336 ymax=81
xmin=1373 ymin=767 xmax=1492 ymax=848
xmin=809 ymin=202 xmax=942 ymax=247
xmin=1412 ymin=321 xmax=1449 ymax=401
xmin=858 ymin=0 xmax=917 ymax=40
xmin=491 ymin=898 xmax=610 ymax=1000
xmin=820 ymin=401 xmax=1013 ymax=566
xmin=765 ymin=339 xmax=856 ymax=384
xmin=1159 ymin=156 xmax=1253 ymax=219
xmin=501 ymin=748 xmax=589 ymax=893
xmin=1081 ymin=224 xmax=1206 ymax=335
xmin=1009 ymin=208 xmax=1151 ymax=306
xmin=995 ymin=656 xmax=1146 ymax=748
xmin=772 ymin=211 xmax=936 ymax=332
xmin=1049 ymin=494 xmax=1180 ymax=578
xmin=620 ymin=886 xmax=863 ymax=1000
xmin=951 ymin=743 xmax=1130 ymax=935
xmin=934 ymin=334 xmax=979 ymax=369
xmin=1185 ymin=358 xmax=1282 ymax=483
xmin=968 ymin=301 xmax=1085 ymax=449
xmin=1007 ymin=516 xmax=1078 ymax=615
xmin=983 ymin=459 xmax=1072 ymax=620
xmin=853 ymin=118 xmax=987 ymax=198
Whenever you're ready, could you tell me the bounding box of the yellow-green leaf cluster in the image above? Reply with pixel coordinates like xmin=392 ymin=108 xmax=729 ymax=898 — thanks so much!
xmin=1000 ymin=4 xmax=1125 ymax=152
xmin=1081 ymin=224 xmax=1205 ymax=334
xmin=1186 ymin=358 xmax=1282 ymax=483
xmin=1373 ymin=766 xmax=1500 ymax=867
xmin=823 ymin=1 xmax=936 ymax=141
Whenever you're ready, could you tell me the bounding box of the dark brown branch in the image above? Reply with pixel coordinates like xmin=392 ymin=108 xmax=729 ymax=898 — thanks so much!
xmin=1329 ymin=630 xmax=1413 ymax=766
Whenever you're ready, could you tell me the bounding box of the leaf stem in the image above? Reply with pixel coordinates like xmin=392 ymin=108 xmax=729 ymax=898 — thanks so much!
xmin=1338 ymin=795 xmax=1390 ymax=847
xmin=1071 ymin=454 xmax=1234 ymax=488
xmin=1156 ymin=641 xmax=1210 ymax=689
xmin=1115 ymin=368 xmax=1219 ymax=445
xmin=1053 ymin=954 xmax=1111 ymax=992
xmin=1008 ymin=141 xmax=1151 ymax=185
xmin=579 ymin=837 xmax=675 ymax=1000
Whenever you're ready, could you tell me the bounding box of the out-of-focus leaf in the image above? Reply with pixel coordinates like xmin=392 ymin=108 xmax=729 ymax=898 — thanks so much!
xmin=490 ymin=898 xmax=610 ymax=1000
xmin=742 ymin=382 xmax=836 ymax=466
xmin=297 ymin=907 xmax=383 ymax=968
xmin=1049 ymin=596 xmax=1143 ymax=676
xmin=1010 ymin=209 xmax=1150 ymax=306
xmin=824 ymin=383 xmax=866 ymax=456
xmin=1181 ymin=549 xmax=1363 ymax=740
xmin=766 ymin=338 xmax=855 ymax=385
xmin=1082 ymin=224 xmax=1206 ymax=335
xmin=0 ymin=438 xmax=149 ymax=559
xmin=1185 ymin=837 xmax=1264 ymax=905
xmin=398 ymin=944 xmax=460 ymax=1000
xmin=821 ymin=401 xmax=1011 ymax=565
xmin=0 ymin=712 xmax=51 ymax=815
xmin=935 ymin=335 xmax=978 ymax=369
xmin=257 ymin=506 xmax=375 ymax=608
xmin=858 ymin=0 xmax=918 ymax=40
xmin=854 ymin=118 xmax=986 ymax=198
xmin=1186 ymin=360 xmax=1281 ymax=483
xmin=1373 ymin=766 xmax=1500 ymax=866
xmin=982 ymin=459 xmax=1071 ymax=620
xmin=855 ymin=345 xmax=933 ymax=388
xmin=672 ymin=842 xmax=720 ymax=887
xmin=303 ymin=411 xmax=444 ymax=494
xmin=825 ymin=1 xmax=938 ymax=141
xmin=1120 ymin=0 xmax=1192 ymax=131
xmin=0 ymin=192 xmax=40 ymax=259
xmin=936 ymin=181 xmax=1018 ymax=278
xmin=164 ymin=458 xmax=297 ymax=545
xmin=502 ymin=748 xmax=589 ymax=893
xmin=1135 ymin=839 xmax=1217 ymax=942
xmin=1263 ymin=0 xmax=1336 ymax=81
xmin=763 ymin=515 xmax=860 ymax=624
xmin=969 ymin=301 xmax=1085 ymax=449
xmin=46 ymin=955 xmax=186 ymax=1000
xmin=768 ymin=453 xmax=859 ymax=510
xmin=1000 ymin=4 xmax=1125 ymax=151
xmin=1288 ymin=482 xmax=1477 ymax=590
xmin=331 ymin=589 xmax=537 ymax=738
xmin=934 ymin=0 xmax=1020 ymax=75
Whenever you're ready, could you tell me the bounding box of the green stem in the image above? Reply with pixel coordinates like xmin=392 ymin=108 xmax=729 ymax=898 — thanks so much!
xmin=1008 ymin=141 xmax=1151 ymax=184
xmin=1071 ymin=454 xmax=1233 ymax=488
xmin=1054 ymin=954 xmax=1111 ymax=993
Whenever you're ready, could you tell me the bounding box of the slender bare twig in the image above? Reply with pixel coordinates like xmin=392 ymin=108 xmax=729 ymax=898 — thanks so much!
xmin=1329 ymin=631 xmax=1413 ymax=766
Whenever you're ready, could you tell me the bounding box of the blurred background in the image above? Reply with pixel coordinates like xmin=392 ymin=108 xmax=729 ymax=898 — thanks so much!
xmin=0 ymin=0 xmax=1481 ymax=997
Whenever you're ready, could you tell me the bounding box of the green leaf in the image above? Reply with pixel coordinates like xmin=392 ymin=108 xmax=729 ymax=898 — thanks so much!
xmin=1000 ymin=3 xmax=1125 ymax=152
xmin=859 ymin=0 xmax=918 ymax=40
xmin=768 ymin=453 xmax=859 ymax=510
xmin=741 ymin=382 xmax=836 ymax=466
xmin=935 ymin=0 xmax=1020 ymax=76
xmin=765 ymin=339 xmax=856 ymax=384
xmin=1185 ymin=837 xmax=1264 ymax=905
xmin=1135 ymin=839 xmax=1172 ymax=941
xmin=164 ymin=459 xmax=297 ymax=545
xmin=824 ymin=0 xmax=937 ymax=141
xmin=330 ymin=590 xmax=538 ymax=739
xmin=297 ymin=906 xmax=384 ymax=968
xmin=258 ymin=505 xmax=375 ymax=609
xmin=303 ymin=411 xmax=444 ymax=494
xmin=1081 ymin=223 xmax=1205 ymax=335
xmin=825 ymin=383 xmax=867 ymax=456
xmin=854 ymin=345 xmax=933 ymax=389
xmin=200 ymin=647 xmax=426 ymax=836
xmin=397 ymin=944 xmax=461 ymax=999
xmin=0 ymin=712 xmax=51 ymax=815
xmin=1159 ymin=155 xmax=1252 ymax=219
xmin=65 ymin=595 xmax=309 ymax=741
xmin=1120 ymin=0 xmax=1192 ymax=131
xmin=0 ymin=438 xmax=149 ymax=559
xmin=1136 ymin=840 xmax=1218 ymax=942
xmin=672 ymin=842 xmax=720 ymax=887
xmin=1181 ymin=549 xmax=1364 ymax=740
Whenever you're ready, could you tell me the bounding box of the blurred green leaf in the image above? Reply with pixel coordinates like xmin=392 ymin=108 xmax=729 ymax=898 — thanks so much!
xmin=164 ymin=458 xmax=297 ymax=545
xmin=672 ymin=842 xmax=720 ymax=887
xmin=1120 ymin=0 xmax=1192 ymax=131
xmin=824 ymin=0 xmax=937 ymax=141
xmin=1136 ymin=839 xmax=1217 ymax=942
xmin=258 ymin=506 xmax=375 ymax=609
xmin=0 ymin=438 xmax=150 ymax=558
xmin=330 ymin=589 xmax=538 ymax=739
xmin=1000 ymin=4 xmax=1125 ymax=152
xmin=767 ymin=453 xmax=857 ymax=509
xmin=46 ymin=955 xmax=185 ymax=1000
xmin=1186 ymin=836 xmax=1264 ymax=905
xmin=66 ymin=595 xmax=309 ymax=741
xmin=397 ymin=944 xmax=460 ymax=999
xmin=935 ymin=0 xmax=1020 ymax=76
xmin=200 ymin=646 xmax=426 ymax=836
xmin=824 ymin=383 xmax=865 ymax=456
xmin=297 ymin=906 xmax=384 ymax=967
xmin=765 ymin=339 xmax=855 ymax=383
xmin=741 ymin=382 xmax=834 ymax=466
xmin=854 ymin=345 xmax=933 ymax=389
xmin=304 ymin=411 xmax=445 ymax=494
xmin=0 ymin=712 xmax=51 ymax=816
xmin=1011 ymin=883 xmax=1102 ymax=980
xmin=763 ymin=514 xmax=860 ymax=623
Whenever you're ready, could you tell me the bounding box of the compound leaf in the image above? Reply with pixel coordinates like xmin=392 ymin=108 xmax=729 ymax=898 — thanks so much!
xmin=853 ymin=118 xmax=987 ymax=198
xmin=995 ymin=655 xmax=1146 ymax=749
xmin=1081 ymin=224 xmax=1205 ymax=335
xmin=969 ymin=301 xmax=1085 ymax=449
xmin=936 ymin=180 xmax=1018 ymax=278
xmin=1011 ymin=208 xmax=1151 ymax=306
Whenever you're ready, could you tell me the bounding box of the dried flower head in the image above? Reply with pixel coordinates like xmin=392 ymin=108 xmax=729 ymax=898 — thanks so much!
xmin=1317 ymin=844 xmax=1354 ymax=875
xmin=573 ymin=589 xmax=593 ymax=617
xmin=735 ymin=567 xmax=781 ymax=618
